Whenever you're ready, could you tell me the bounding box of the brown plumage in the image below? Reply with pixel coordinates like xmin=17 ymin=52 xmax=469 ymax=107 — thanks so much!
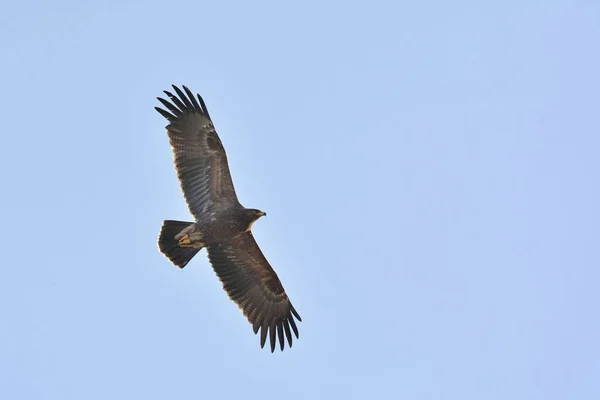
xmin=155 ymin=85 xmax=301 ymax=352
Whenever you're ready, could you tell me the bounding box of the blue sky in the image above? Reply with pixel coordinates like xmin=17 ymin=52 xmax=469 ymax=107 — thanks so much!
xmin=1 ymin=1 xmax=599 ymax=399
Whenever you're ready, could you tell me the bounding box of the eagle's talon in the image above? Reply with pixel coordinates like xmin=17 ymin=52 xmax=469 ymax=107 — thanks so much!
xmin=178 ymin=234 xmax=191 ymax=246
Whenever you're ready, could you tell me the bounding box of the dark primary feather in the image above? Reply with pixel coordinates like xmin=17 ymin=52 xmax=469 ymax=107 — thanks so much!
xmin=155 ymin=85 xmax=239 ymax=219
xmin=183 ymin=86 xmax=202 ymax=110
xmin=157 ymin=97 xmax=182 ymax=117
xmin=155 ymin=106 xmax=175 ymax=121
xmin=206 ymin=232 xmax=302 ymax=352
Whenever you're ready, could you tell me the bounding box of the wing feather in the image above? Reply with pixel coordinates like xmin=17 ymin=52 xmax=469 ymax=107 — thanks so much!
xmin=157 ymin=97 xmax=183 ymax=116
xmin=283 ymin=318 xmax=293 ymax=347
xmin=154 ymin=106 xmax=176 ymax=121
xmin=183 ymin=85 xmax=202 ymax=110
xmin=155 ymin=85 xmax=238 ymax=219
xmin=276 ymin=321 xmax=285 ymax=351
xmin=163 ymin=89 xmax=187 ymax=110
xmin=206 ymin=232 xmax=301 ymax=352
xmin=172 ymin=85 xmax=194 ymax=109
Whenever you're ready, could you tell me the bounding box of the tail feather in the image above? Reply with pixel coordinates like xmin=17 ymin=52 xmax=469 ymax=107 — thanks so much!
xmin=158 ymin=220 xmax=201 ymax=268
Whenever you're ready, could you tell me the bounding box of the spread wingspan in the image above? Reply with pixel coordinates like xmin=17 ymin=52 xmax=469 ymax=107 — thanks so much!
xmin=155 ymin=85 xmax=239 ymax=219
xmin=156 ymin=86 xmax=301 ymax=352
xmin=206 ymin=232 xmax=302 ymax=352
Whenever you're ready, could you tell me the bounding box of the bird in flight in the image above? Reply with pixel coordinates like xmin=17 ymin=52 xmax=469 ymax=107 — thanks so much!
xmin=155 ymin=85 xmax=301 ymax=352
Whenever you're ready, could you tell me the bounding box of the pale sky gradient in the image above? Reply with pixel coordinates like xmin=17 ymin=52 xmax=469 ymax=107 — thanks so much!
xmin=1 ymin=1 xmax=599 ymax=399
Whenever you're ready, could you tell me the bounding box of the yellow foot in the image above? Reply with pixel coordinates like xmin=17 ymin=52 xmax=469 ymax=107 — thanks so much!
xmin=178 ymin=234 xmax=192 ymax=247
xmin=178 ymin=234 xmax=204 ymax=248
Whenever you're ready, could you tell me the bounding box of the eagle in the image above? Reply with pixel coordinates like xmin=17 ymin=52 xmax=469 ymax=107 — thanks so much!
xmin=155 ymin=85 xmax=301 ymax=352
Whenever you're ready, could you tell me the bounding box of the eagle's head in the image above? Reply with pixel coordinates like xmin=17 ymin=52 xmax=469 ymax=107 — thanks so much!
xmin=243 ymin=208 xmax=266 ymax=232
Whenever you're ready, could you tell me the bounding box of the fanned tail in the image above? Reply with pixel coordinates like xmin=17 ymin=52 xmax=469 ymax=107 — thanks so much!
xmin=158 ymin=220 xmax=201 ymax=268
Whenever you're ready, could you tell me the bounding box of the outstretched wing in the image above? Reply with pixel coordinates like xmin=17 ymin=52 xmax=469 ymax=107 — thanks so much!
xmin=155 ymin=85 xmax=238 ymax=219
xmin=206 ymin=232 xmax=302 ymax=352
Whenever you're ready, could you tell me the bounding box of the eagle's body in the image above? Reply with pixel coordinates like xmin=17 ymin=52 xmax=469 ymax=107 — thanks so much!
xmin=155 ymin=85 xmax=301 ymax=352
xmin=177 ymin=206 xmax=263 ymax=247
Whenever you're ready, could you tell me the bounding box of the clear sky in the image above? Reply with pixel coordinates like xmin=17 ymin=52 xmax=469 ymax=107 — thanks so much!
xmin=1 ymin=1 xmax=599 ymax=399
